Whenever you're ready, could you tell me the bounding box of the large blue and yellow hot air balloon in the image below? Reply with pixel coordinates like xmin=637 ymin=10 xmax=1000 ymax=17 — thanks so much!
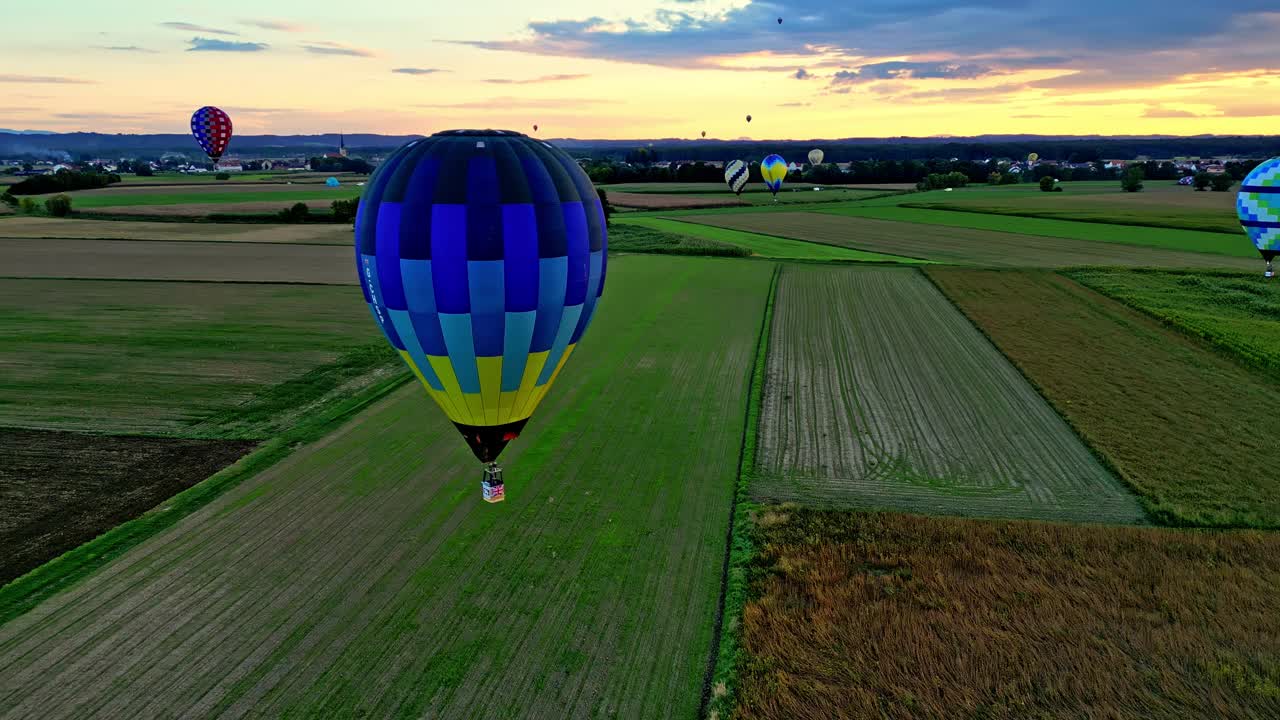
xmin=355 ymin=130 xmax=607 ymax=502
xmin=1238 ymin=158 xmax=1280 ymax=278
xmin=761 ymin=154 xmax=787 ymax=199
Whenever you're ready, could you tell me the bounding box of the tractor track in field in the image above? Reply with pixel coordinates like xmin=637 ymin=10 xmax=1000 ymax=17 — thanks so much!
xmin=753 ymin=265 xmax=1147 ymax=524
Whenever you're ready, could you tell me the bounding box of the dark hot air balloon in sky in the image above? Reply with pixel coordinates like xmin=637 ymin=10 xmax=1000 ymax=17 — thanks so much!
xmin=355 ymin=130 xmax=607 ymax=503
xmin=190 ymin=106 xmax=232 ymax=162
xmin=746 ymin=114 xmax=752 ymax=123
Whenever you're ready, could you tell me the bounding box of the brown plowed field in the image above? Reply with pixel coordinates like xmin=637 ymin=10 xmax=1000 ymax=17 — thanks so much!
xmin=0 ymin=429 xmax=255 ymax=585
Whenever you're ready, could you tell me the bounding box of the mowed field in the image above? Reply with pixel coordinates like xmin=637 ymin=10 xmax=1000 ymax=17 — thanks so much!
xmin=0 ymin=255 xmax=772 ymax=719
xmin=753 ymin=265 xmax=1145 ymax=523
xmin=905 ymin=181 xmax=1240 ymax=234
xmin=681 ymin=211 xmax=1257 ymax=269
xmin=1 ymin=238 xmax=356 ymax=284
xmin=0 ymin=279 xmax=382 ymax=436
xmin=615 ymin=216 xmax=921 ymax=262
xmin=930 ymin=269 xmax=1280 ymax=528
xmin=822 ymin=204 xmax=1255 ymax=258
xmin=35 ymin=184 xmax=359 ymax=208
xmin=0 ymin=217 xmax=352 ymax=244
xmin=734 ymin=508 xmax=1280 ymax=720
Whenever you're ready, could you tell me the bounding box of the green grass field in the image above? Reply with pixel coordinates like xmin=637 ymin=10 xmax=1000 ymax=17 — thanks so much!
xmin=823 ymin=205 xmax=1255 ymax=258
xmin=0 ymin=279 xmax=390 ymax=437
xmin=752 ymin=265 xmax=1145 ymax=523
xmin=608 ymin=221 xmax=749 ymax=256
xmin=614 ymin=216 xmax=921 ymax=262
xmin=0 ymin=255 xmax=771 ymax=719
xmin=680 ymin=211 xmax=1256 ymax=269
xmin=930 ymin=269 xmax=1280 ymax=528
xmin=1068 ymin=269 xmax=1280 ymax=373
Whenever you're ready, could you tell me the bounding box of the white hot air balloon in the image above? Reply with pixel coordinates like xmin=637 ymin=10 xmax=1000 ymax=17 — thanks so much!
xmin=808 ymin=148 xmax=824 ymax=166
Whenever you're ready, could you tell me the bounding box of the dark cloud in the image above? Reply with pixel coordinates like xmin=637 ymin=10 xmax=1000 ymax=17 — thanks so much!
xmin=187 ymin=37 xmax=268 ymax=52
xmin=240 ymin=19 xmax=305 ymax=32
xmin=393 ymin=67 xmax=447 ymax=75
xmin=484 ymin=74 xmax=588 ymax=84
xmin=0 ymin=74 xmax=96 ymax=84
xmin=1216 ymin=103 xmax=1280 ymax=118
xmin=793 ymin=68 xmax=811 ymax=80
xmin=302 ymin=41 xmax=375 ymax=57
xmin=161 ymin=21 xmax=238 ymax=36
xmin=455 ymin=2 xmax=1280 ymax=92
xmin=93 ymin=45 xmax=157 ymax=53
xmin=831 ymin=61 xmax=994 ymax=85
xmin=414 ymin=96 xmax=618 ymax=110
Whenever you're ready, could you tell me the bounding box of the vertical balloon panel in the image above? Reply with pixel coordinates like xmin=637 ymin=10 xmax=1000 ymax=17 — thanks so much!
xmin=355 ymin=131 xmax=607 ymax=469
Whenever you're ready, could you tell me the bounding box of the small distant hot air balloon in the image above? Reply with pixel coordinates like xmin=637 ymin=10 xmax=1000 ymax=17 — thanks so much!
xmin=701 ymin=130 xmax=706 ymax=138
xmin=1028 ymin=152 xmax=1039 ymax=164
xmin=808 ymin=148 xmax=824 ymax=166
xmin=746 ymin=114 xmax=752 ymax=123
xmin=1237 ymin=157 xmax=1280 ymax=277
xmin=190 ymin=106 xmax=232 ymax=162
xmin=325 ymin=176 xmax=340 ymax=187
xmin=777 ymin=17 xmax=783 ymax=24
xmin=761 ymin=154 xmax=787 ymax=199
xmin=356 ymin=129 xmax=606 ymax=503
xmin=532 ymin=124 xmax=539 ymax=132
xmin=725 ymin=159 xmax=748 ymax=196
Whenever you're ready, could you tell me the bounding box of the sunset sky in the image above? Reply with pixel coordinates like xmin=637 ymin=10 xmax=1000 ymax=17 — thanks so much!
xmin=3 ymin=1 xmax=1279 ymax=138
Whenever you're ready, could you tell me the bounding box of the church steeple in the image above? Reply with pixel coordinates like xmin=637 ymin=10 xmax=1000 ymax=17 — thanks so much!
xmin=339 ymin=132 xmax=348 ymax=158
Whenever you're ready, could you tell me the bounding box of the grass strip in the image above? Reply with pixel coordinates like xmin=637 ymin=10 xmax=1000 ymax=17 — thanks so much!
xmin=0 ymin=368 xmax=411 ymax=626
xmin=702 ymin=263 xmax=780 ymax=720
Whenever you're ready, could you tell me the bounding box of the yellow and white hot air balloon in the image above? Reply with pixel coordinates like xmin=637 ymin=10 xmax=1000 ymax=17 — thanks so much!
xmin=808 ymin=148 xmax=824 ymax=166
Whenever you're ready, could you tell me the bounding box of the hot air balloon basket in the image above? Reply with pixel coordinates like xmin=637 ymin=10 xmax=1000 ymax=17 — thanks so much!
xmin=482 ymin=464 xmax=505 ymax=503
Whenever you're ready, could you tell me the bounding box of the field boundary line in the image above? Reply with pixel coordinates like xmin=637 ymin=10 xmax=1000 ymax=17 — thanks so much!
xmin=0 ymin=370 xmax=412 ymax=627
xmin=646 ymin=216 xmax=932 ymax=265
xmin=1064 ymin=268 xmax=1280 ymax=379
xmin=700 ymin=263 xmax=780 ymax=720
xmin=900 ymin=201 xmax=1240 ymax=236
xmin=920 ymin=267 xmax=1156 ymax=525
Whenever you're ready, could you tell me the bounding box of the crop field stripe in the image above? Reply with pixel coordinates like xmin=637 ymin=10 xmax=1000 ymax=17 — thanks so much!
xmin=0 ymin=238 xmax=358 ymax=285
xmin=615 ymin=216 xmax=921 ymax=263
xmin=928 ymin=268 xmax=1280 ymax=528
xmin=0 ymin=366 xmax=409 ymax=627
xmin=823 ymin=204 xmax=1256 ymax=258
xmin=680 ymin=211 xmax=1258 ymax=270
xmin=753 ymin=265 xmax=1148 ymax=524
xmin=700 ymin=263 xmax=779 ymax=720
xmin=0 ymin=255 xmax=771 ymax=719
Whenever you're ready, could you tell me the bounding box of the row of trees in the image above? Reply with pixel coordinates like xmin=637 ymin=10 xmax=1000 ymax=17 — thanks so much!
xmin=7 ymin=168 xmax=121 ymax=195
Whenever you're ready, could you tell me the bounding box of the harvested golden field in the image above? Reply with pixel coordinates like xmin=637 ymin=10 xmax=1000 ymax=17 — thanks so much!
xmin=734 ymin=508 xmax=1280 ymax=720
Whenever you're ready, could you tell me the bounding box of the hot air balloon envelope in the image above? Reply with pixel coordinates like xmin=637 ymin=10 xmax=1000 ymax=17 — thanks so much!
xmin=1238 ymin=157 xmax=1280 ymax=276
xmin=190 ymin=106 xmax=232 ymax=162
xmin=325 ymin=177 xmax=340 ymax=187
xmin=746 ymin=115 xmax=752 ymax=123
xmin=808 ymin=148 xmax=824 ymax=166
xmin=724 ymin=159 xmax=748 ymax=196
xmin=355 ymin=129 xmax=607 ymax=467
xmin=1028 ymin=152 xmax=1039 ymax=164
xmin=761 ymin=154 xmax=787 ymax=196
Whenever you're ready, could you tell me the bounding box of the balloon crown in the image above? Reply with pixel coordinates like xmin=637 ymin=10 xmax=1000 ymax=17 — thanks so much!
xmin=432 ymin=129 xmax=528 ymax=137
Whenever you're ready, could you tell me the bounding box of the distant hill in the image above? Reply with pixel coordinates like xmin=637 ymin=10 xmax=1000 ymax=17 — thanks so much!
xmin=2 ymin=131 xmax=1278 ymax=163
